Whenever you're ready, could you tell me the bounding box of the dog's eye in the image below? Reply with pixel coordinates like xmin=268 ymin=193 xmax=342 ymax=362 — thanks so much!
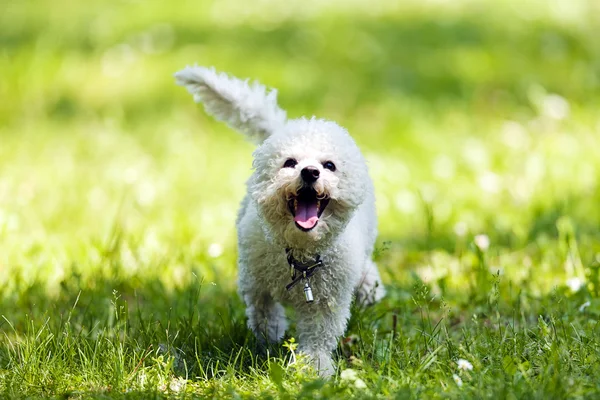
xmin=283 ymin=158 xmax=298 ymax=168
xmin=322 ymin=161 xmax=336 ymax=171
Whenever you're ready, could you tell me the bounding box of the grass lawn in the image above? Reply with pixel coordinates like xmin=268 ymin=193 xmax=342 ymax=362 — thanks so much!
xmin=1 ymin=0 xmax=600 ymax=398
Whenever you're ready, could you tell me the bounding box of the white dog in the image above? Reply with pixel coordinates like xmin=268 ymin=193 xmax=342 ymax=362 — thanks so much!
xmin=174 ymin=66 xmax=385 ymax=377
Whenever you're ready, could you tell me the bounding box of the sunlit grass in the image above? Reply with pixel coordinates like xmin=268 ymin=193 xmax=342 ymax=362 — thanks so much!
xmin=1 ymin=0 xmax=600 ymax=398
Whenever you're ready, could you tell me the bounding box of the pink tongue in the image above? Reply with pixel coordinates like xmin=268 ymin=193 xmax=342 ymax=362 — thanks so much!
xmin=294 ymin=199 xmax=319 ymax=229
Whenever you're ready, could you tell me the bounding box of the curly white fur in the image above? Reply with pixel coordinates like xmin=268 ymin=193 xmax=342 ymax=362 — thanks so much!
xmin=175 ymin=66 xmax=385 ymax=377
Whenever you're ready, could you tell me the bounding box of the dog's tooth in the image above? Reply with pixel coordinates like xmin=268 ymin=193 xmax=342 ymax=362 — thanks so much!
xmin=294 ymin=198 xmax=298 ymax=211
xmin=317 ymin=199 xmax=320 ymax=210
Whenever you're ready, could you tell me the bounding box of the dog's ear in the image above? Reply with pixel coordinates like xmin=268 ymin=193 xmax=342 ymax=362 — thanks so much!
xmin=174 ymin=66 xmax=287 ymax=143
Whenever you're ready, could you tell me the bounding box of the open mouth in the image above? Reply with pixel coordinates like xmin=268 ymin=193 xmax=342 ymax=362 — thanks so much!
xmin=287 ymin=187 xmax=330 ymax=231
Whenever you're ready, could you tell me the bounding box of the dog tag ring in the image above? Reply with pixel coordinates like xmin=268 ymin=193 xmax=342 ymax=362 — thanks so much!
xmin=285 ymin=249 xmax=322 ymax=303
xmin=304 ymin=282 xmax=314 ymax=303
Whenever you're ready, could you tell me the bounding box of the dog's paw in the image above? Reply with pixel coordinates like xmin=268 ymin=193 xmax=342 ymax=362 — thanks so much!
xmin=301 ymin=350 xmax=335 ymax=378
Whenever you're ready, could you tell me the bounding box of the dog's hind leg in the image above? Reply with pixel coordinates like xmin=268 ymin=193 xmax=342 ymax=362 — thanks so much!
xmin=243 ymin=292 xmax=288 ymax=344
xmin=355 ymin=259 xmax=386 ymax=306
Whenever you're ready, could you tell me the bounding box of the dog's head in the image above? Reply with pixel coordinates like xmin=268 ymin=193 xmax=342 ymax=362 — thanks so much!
xmin=250 ymin=118 xmax=369 ymax=248
xmin=174 ymin=67 xmax=370 ymax=248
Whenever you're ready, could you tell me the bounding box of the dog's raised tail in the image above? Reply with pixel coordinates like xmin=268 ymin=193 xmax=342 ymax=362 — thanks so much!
xmin=174 ymin=66 xmax=287 ymax=143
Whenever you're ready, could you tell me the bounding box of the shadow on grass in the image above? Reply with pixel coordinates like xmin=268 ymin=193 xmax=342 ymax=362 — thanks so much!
xmin=1 ymin=247 xmax=598 ymax=397
xmin=0 ymin=273 xmax=255 ymax=394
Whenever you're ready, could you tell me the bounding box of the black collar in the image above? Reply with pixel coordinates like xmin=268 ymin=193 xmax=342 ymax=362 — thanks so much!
xmin=285 ymin=248 xmax=323 ymax=301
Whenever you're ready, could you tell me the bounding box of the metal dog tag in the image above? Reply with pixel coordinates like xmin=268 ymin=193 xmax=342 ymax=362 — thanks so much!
xmin=304 ymin=282 xmax=314 ymax=303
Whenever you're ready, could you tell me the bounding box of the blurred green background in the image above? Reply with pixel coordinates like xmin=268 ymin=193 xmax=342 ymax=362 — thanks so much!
xmin=2 ymin=0 xmax=600 ymax=396
xmin=1 ymin=0 xmax=600 ymax=314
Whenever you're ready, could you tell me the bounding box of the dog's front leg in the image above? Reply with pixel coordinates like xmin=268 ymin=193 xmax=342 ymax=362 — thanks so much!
xmin=243 ymin=291 xmax=288 ymax=344
xmin=294 ymin=296 xmax=352 ymax=378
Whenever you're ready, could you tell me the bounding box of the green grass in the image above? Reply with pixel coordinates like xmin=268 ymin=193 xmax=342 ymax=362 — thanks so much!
xmin=1 ymin=0 xmax=600 ymax=398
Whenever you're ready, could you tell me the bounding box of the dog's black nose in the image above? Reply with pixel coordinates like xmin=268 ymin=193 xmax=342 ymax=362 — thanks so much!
xmin=301 ymin=166 xmax=320 ymax=183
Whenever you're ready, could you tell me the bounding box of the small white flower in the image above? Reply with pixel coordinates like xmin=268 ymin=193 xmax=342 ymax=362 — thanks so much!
xmin=501 ymin=121 xmax=529 ymax=150
xmin=208 ymin=243 xmax=223 ymax=258
xmin=139 ymin=371 xmax=147 ymax=386
xmin=478 ymin=171 xmax=501 ymax=194
xmin=341 ymin=369 xmax=367 ymax=389
xmin=349 ymin=356 xmax=363 ymax=366
xmin=453 ymin=222 xmax=468 ymax=237
xmin=579 ymin=301 xmax=591 ymax=312
xmin=457 ymin=359 xmax=473 ymax=371
xmin=474 ymin=234 xmax=490 ymax=251
xmin=354 ymin=378 xmax=367 ymax=389
xmin=566 ymin=277 xmax=583 ymax=292
xmin=394 ymin=190 xmax=417 ymax=213
xmin=340 ymin=368 xmax=358 ymax=381
xmin=169 ymin=377 xmax=186 ymax=392
xmin=542 ymin=94 xmax=570 ymax=121
xmin=453 ymin=374 xmax=463 ymax=387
